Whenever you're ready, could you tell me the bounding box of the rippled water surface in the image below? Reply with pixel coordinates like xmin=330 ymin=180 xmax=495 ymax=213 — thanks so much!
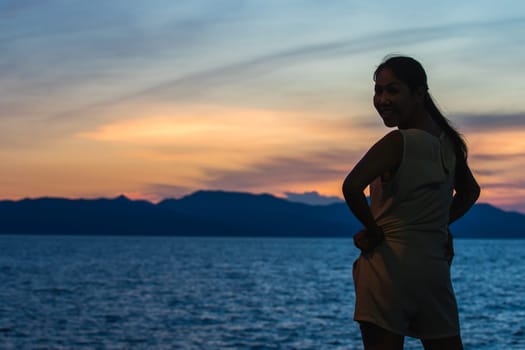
xmin=0 ymin=236 xmax=524 ymax=349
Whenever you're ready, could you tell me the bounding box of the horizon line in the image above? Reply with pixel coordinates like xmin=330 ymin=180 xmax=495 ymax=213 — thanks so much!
xmin=0 ymin=190 xmax=517 ymax=214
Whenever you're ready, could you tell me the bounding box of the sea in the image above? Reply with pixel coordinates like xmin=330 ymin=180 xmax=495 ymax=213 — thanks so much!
xmin=0 ymin=235 xmax=524 ymax=350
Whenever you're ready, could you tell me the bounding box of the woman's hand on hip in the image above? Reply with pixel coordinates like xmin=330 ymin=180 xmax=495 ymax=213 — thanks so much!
xmin=354 ymin=227 xmax=384 ymax=253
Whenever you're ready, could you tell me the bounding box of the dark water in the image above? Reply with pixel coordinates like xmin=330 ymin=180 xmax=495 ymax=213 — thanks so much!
xmin=0 ymin=236 xmax=524 ymax=349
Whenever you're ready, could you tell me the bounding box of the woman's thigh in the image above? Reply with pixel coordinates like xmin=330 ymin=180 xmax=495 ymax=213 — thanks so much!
xmin=359 ymin=322 xmax=405 ymax=350
xmin=421 ymin=335 xmax=463 ymax=350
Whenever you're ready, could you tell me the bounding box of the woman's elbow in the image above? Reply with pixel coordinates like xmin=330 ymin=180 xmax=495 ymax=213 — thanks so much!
xmin=468 ymin=176 xmax=481 ymax=202
xmin=456 ymin=182 xmax=481 ymax=204
xmin=342 ymin=177 xmax=362 ymax=200
xmin=472 ymin=182 xmax=481 ymax=202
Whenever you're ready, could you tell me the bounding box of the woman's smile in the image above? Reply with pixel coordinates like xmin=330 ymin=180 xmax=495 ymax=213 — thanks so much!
xmin=373 ymin=68 xmax=419 ymax=128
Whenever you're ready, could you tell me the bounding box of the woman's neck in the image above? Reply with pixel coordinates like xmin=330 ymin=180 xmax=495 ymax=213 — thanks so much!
xmin=399 ymin=110 xmax=441 ymax=136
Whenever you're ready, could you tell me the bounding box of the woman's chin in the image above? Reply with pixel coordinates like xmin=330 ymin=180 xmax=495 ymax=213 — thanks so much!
xmin=381 ymin=118 xmax=398 ymax=128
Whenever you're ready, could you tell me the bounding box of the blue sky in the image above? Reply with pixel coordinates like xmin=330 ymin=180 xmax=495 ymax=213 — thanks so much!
xmin=1 ymin=0 xmax=525 ymax=212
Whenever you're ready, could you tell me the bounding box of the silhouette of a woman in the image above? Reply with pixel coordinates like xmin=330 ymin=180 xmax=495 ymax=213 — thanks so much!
xmin=342 ymin=56 xmax=480 ymax=350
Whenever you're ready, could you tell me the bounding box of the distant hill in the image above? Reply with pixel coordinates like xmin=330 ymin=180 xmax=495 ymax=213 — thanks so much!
xmin=0 ymin=190 xmax=524 ymax=238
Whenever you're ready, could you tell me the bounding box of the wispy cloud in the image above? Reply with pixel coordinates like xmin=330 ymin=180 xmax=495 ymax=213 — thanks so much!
xmin=44 ymin=17 xmax=525 ymax=123
xmin=201 ymin=148 xmax=359 ymax=193
xmin=470 ymin=152 xmax=525 ymax=162
xmin=0 ymin=0 xmax=47 ymax=17
xmin=456 ymin=113 xmax=525 ymax=132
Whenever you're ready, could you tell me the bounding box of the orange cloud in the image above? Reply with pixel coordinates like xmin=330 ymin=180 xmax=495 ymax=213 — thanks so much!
xmin=466 ymin=129 xmax=525 ymax=211
xmin=3 ymin=99 xmax=524 ymax=214
xmin=77 ymin=103 xmax=376 ymax=172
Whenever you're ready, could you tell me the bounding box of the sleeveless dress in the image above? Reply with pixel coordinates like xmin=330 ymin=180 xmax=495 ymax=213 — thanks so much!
xmin=352 ymin=128 xmax=460 ymax=339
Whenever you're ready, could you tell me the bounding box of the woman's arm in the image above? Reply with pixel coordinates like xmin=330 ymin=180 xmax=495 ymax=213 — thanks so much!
xmin=449 ymin=158 xmax=480 ymax=224
xmin=342 ymin=130 xmax=403 ymax=249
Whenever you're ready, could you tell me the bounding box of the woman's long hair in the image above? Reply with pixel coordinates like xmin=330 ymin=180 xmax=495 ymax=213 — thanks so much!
xmin=374 ymin=56 xmax=468 ymax=161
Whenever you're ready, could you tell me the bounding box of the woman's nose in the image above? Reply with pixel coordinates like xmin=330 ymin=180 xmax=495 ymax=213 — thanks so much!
xmin=375 ymin=93 xmax=390 ymax=105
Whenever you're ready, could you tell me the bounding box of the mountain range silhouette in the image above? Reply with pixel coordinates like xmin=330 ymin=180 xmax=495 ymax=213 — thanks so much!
xmin=0 ymin=190 xmax=523 ymax=238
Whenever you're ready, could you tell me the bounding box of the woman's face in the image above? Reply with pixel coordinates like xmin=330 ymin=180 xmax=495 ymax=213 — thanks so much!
xmin=373 ymin=68 xmax=418 ymax=128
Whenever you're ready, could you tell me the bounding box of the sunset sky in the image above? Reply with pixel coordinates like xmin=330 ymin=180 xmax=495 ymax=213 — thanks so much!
xmin=1 ymin=0 xmax=524 ymax=212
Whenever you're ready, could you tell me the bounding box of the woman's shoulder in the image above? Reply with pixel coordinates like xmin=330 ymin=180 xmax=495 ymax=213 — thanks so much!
xmin=378 ymin=129 xmax=403 ymax=146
